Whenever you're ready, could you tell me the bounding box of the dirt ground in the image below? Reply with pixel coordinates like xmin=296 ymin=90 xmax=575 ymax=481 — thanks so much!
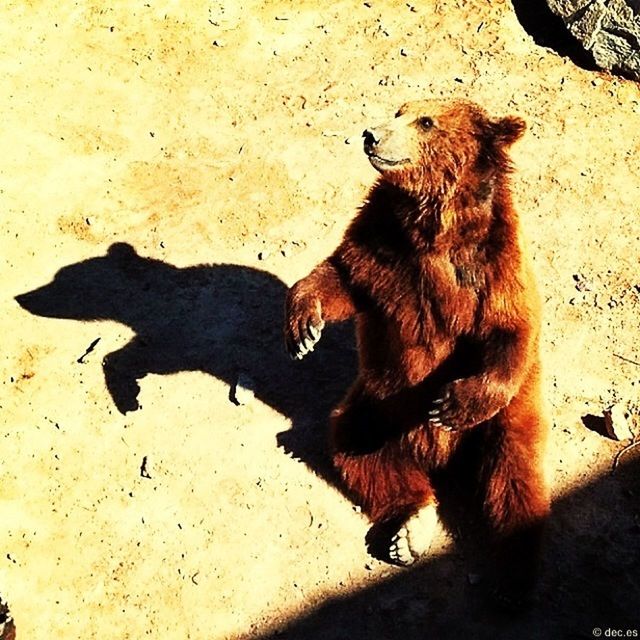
xmin=1 ymin=1 xmax=639 ymax=638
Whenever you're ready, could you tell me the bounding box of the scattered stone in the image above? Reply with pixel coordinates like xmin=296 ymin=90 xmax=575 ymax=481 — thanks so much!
xmin=232 ymin=373 xmax=255 ymax=405
xmin=140 ymin=455 xmax=152 ymax=479
xmin=573 ymin=273 xmax=593 ymax=292
xmin=279 ymin=240 xmax=303 ymax=258
xmin=258 ymin=250 xmax=270 ymax=261
xmin=603 ymin=403 xmax=634 ymax=441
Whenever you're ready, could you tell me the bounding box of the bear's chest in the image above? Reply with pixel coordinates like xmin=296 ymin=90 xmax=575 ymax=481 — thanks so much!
xmin=352 ymin=247 xmax=486 ymax=393
xmin=347 ymin=228 xmax=486 ymax=339
xmin=370 ymin=251 xmax=481 ymax=342
xmin=417 ymin=253 xmax=483 ymax=335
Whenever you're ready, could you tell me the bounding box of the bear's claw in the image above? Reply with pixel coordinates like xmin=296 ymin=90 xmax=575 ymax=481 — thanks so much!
xmin=285 ymin=294 xmax=324 ymax=360
xmin=428 ymin=388 xmax=455 ymax=431
xmin=287 ymin=318 xmax=324 ymax=360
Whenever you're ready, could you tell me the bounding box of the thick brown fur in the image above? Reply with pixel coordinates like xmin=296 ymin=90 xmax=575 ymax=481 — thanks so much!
xmin=284 ymin=99 xmax=550 ymax=602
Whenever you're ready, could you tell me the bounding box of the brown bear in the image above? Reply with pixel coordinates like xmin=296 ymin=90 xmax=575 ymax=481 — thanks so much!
xmin=284 ymin=98 xmax=550 ymax=603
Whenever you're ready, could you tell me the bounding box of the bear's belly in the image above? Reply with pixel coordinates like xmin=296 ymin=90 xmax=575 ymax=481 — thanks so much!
xmin=355 ymin=314 xmax=452 ymax=396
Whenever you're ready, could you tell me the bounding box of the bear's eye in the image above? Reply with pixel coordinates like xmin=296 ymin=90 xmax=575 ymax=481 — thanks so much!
xmin=418 ymin=116 xmax=434 ymax=130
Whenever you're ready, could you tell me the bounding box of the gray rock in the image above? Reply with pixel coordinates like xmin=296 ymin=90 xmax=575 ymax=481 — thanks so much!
xmin=546 ymin=0 xmax=640 ymax=79
xmin=547 ymin=0 xmax=597 ymax=19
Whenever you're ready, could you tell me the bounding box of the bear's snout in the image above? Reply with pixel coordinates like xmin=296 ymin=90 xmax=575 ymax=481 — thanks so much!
xmin=362 ymin=129 xmax=380 ymax=155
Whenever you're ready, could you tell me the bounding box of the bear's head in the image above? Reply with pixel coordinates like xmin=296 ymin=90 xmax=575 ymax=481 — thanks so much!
xmin=362 ymin=99 xmax=525 ymax=202
xmin=15 ymin=243 xmax=160 ymax=323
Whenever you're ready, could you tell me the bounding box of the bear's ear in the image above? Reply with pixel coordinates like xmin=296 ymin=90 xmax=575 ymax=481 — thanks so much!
xmin=486 ymin=116 xmax=526 ymax=147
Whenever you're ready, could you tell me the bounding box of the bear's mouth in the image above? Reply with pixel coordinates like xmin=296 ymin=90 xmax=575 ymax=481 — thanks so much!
xmin=367 ymin=153 xmax=410 ymax=170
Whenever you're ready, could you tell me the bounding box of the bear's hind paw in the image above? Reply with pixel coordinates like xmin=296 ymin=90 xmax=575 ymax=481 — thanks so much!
xmin=388 ymin=504 xmax=438 ymax=566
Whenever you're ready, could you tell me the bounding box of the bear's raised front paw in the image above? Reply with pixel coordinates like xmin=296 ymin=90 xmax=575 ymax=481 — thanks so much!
xmin=284 ymin=291 xmax=324 ymax=361
xmin=388 ymin=504 xmax=438 ymax=566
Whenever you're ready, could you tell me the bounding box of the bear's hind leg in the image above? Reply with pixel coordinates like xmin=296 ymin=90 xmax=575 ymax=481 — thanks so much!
xmin=331 ymin=392 xmax=437 ymax=565
xmin=480 ymin=385 xmax=550 ymax=606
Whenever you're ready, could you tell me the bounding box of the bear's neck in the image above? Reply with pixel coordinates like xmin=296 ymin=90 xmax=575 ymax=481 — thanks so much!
xmin=380 ymin=175 xmax=517 ymax=253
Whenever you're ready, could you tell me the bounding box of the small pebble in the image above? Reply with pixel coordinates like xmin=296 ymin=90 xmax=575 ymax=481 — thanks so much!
xmin=573 ymin=273 xmax=593 ymax=292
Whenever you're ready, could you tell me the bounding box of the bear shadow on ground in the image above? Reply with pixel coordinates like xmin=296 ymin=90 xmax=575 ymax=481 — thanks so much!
xmin=15 ymin=242 xmax=357 ymax=487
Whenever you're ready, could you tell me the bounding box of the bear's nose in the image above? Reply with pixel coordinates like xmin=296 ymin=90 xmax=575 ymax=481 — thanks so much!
xmin=362 ymin=129 xmax=380 ymax=147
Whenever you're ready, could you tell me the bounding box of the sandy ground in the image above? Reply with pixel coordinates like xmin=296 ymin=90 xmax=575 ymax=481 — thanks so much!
xmin=1 ymin=1 xmax=640 ymax=638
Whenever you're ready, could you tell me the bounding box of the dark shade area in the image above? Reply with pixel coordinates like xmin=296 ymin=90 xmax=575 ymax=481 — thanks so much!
xmin=241 ymin=456 xmax=640 ymax=640
xmin=510 ymin=0 xmax=598 ymax=71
